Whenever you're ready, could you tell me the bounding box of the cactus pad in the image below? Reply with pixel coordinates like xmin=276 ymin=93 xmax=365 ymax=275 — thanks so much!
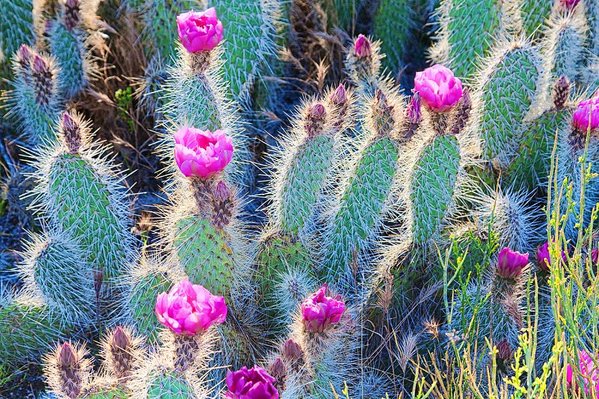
xmin=410 ymin=135 xmax=461 ymax=245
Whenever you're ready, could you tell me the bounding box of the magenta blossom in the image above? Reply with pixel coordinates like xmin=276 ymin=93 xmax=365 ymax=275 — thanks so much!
xmin=414 ymin=65 xmax=463 ymax=112
xmin=572 ymin=96 xmax=599 ymax=133
xmin=301 ymin=284 xmax=346 ymax=333
xmin=155 ymin=279 xmax=227 ymax=335
xmin=567 ymin=350 xmax=599 ymax=398
xmin=592 ymin=249 xmax=598 ymax=264
xmin=177 ymin=8 xmax=224 ymax=53
xmin=354 ymin=34 xmax=371 ymax=58
xmin=174 ymin=127 xmax=233 ymax=178
xmin=225 ymin=366 xmax=279 ymax=399
xmin=496 ymin=247 xmax=529 ymax=279
xmin=536 ymin=242 xmax=567 ymax=272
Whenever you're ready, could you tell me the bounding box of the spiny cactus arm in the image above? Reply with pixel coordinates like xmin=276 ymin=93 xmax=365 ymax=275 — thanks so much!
xmin=158 ymin=45 xmax=250 ymax=186
xmin=30 ymin=112 xmax=136 ymax=284
xmin=372 ymin=0 xmax=421 ymax=74
xmin=0 ymin=0 xmax=34 ymax=70
xmin=519 ymin=0 xmax=554 ymax=40
xmin=0 ymin=290 xmax=65 ymax=366
xmin=430 ymin=0 xmax=502 ymax=80
xmin=470 ymin=40 xmax=541 ymax=168
xmin=208 ymin=0 xmax=279 ymax=99
xmin=541 ymin=9 xmax=588 ymax=90
xmin=321 ymin=90 xmax=408 ymax=281
xmin=48 ymin=0 xmax=93 ymax=99
xmin=17 ymin=230 xmax=96 ymax=328
xmin=6 ymin=45 xmax=61 ymax=145
xmin=345 ymin=35 xmax=389 ymax=97
xmin=504 ymin=77 xmax=572 ymax=190
xmin=122 ymin=254 xmax=174 ymax=344
xmin=269 ymin=85 xmax=354 ymax=237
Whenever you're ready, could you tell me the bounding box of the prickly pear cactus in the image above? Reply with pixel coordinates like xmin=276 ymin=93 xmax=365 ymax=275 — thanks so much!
xmin=18 ymin=230 xmax=96 ymax=327
xmin=208 ymin=0 xmax=278 ymax=98
xmin=431 ymin=0 xmax=502 ymax=80
xmin=7 ymin=46 xmax=61 ymax=145
xmin=323 ymin=134 xmax=399 ymax=278
xmin=0 ymin=0 xmax=34 ymax=74
xmin=173 ymin=216 xmax=236 ymax=295
xmin=410 ymin=134 xmax=461 ymax=245
xmin=48 ymin=16 xmax=90 ymax=99
xmin=372 ymin=0 xmax=416 ymax=73
xmin=0 ymin=291 xmax=64 ymax=366
xmin=125 ymin=256 xmax=173 ymax=343
xmin=146 ymin=371 xmax=197 ymax=399
xmin=520 ymin=0 xmax=553 ymax=39
xmin=472 ymin=41 xmax=541 ymax=167
xmin=31 ymin=113 xmax=136 ymax=287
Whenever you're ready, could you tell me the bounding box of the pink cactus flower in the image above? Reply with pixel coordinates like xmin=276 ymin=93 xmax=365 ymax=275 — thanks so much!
xmin=414 ymin=65 xmax=463 ymax=112
xmin=496 ymin=247 xmax=529 ymax=279
xmin=301 ymin=284 xmax=346 ymax=333
xmin=592 ymin=249 xmax=598 ymax=264
xmin=354 ymin=34 xmax=372 ymax=58
xmin=536 ymin=242 xmax=567 ymax=272
xmin=177 ymin=8 xmax=224 ymax=53
xmin=225 ymin=366 xmax=279 ymax=399
xmin=572 ymin=96 xmax=599 ymax=133
xmin=174 ymin=127 xmax=233 ymax=178
xmin=155 ymin=279 xmax=227 ymax=335
xmin=562 ymin=0 xmax=581 ymax=10
xmin=407 ymin=92 xmax=422 ymax=125
xmin=567 ymin=350 xmax=599 ymax=398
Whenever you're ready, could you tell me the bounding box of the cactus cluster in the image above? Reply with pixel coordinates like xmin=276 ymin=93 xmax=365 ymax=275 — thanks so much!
xmin=1 ymin=0 xmax=599 ymax=398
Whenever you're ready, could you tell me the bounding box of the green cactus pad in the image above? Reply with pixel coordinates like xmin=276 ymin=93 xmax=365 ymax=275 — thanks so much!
xmin=147 ymin=371 xmax=196 ymax=399
xmin=86 ymin=388 xmax=128 ymax=399
xmin=411 ymin=135 xmax=461 ymax=245
xmin=0 ymin=298 xmax=63 ymax=366
xmin=47 ymin=154 xmax=132 ymax=280
xmin=209 ymin=0 xmax=276 ymax=98
xmin=174 ymin=216 xmax=235 ymax=297
xmin=10 ymin=76 xmax=60 ymax=145
xmin=49 ymin=22 xmax=88 ymax=99
xmin=128 ymin=270 xmax=171 ymax=344
xmin=504 ymin=109 xmax=569 ymax=190
xmin=0 ymin=0 xmax=34 ymax=64
xmin=279 ymin=135 xmax=335 ymax=235
xmin=24 ymin=233 xmax=95 ymax=326
xmin=479 ymin=44 xmax=540 ymax=164
xmin=256 ymin=233 xmax=312 ymax=297
xmin=142 ymin=0 xmax=200 ymax=63
xmin=546 ymin=22 xmax=587 ymax=83
xmin=372 ymin=0 xmax=415 ymax=73
xmin=442 ymin=0 xmax=501 ymax=80
xmin=324 ymin=137 xmax=399 ymax=276
xmin=520 ymin=0 xmax=552 ymax=39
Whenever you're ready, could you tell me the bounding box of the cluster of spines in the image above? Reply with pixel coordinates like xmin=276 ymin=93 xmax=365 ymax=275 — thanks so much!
xmin=44 ymin=326 xmax=142 ymax=399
